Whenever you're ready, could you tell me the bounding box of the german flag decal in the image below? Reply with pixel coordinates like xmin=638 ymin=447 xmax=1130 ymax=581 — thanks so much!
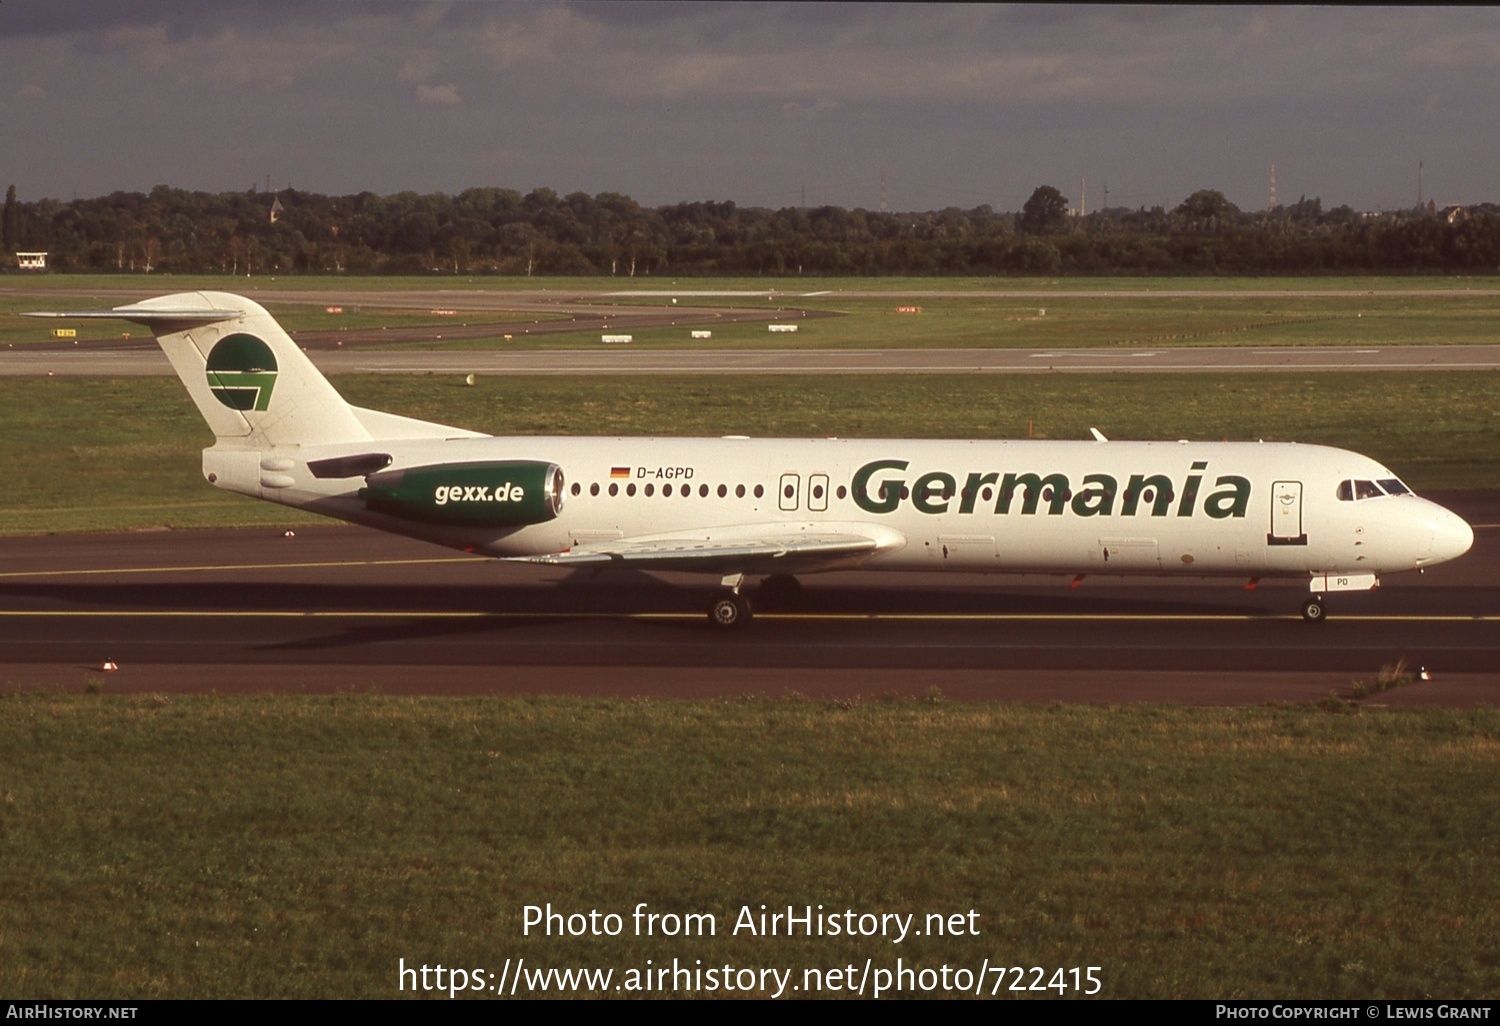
xmin=610 ymin=467 xmax=631 ymax=479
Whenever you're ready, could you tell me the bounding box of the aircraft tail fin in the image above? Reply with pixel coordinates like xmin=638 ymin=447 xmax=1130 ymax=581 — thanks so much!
xmin=32 ymin=291 xmax=374 ymax=449
xmin=32 ymin=291 xmax=487 ymax=449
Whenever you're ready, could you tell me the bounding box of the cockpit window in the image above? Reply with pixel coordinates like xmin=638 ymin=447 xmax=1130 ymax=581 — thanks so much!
xmin=1339 ymin=478 xmax=1400 ymax=501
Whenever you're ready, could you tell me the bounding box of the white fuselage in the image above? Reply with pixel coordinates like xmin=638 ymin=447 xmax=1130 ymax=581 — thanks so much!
xmin=206 ymin=435 xmax=1474 ymax=581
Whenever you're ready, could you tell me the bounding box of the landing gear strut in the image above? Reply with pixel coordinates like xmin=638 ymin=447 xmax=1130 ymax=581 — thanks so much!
xmin=1301 ymin=595 xmax=1327 ymax=624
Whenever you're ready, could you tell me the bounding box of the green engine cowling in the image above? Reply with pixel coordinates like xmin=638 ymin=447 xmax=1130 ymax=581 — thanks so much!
xmin=359 ymin=460 xmax=565 ymax=527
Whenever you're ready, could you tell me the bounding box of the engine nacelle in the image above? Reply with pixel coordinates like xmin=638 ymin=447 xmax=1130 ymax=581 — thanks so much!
xmin=360 ymin=460 xmax=564 ymax=527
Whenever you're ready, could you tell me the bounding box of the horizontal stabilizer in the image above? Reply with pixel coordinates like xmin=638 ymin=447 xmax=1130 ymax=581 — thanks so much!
xmin=27 ymin=305 xmax=242 ymax=329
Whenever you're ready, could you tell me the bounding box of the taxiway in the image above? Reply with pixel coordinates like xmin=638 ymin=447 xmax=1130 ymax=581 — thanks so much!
xmin=3 ymin=492 xmax=1496 ymax=704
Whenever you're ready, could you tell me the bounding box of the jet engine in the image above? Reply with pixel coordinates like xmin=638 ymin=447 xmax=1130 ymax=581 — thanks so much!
xmin=360 ymin=460 xmax=564 ymax=527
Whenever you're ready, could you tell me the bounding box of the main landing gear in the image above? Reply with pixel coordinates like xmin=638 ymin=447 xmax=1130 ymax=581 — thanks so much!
xmin=706 ymin=573 xmax=804 ymax=628
xmin=708 ymin=573 xmax=753 ymax=629
xmin=709 ymin=593 xmax=753 ymax=629
xmin=1301 ymin=595 xmax=1327 ymax=624
xmin=756 ymin=573 xmax=803 ymax=609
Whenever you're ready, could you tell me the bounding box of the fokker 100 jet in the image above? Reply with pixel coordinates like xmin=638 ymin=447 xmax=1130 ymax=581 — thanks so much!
xmin=31 ymin=292 xmax=1473 ymax=627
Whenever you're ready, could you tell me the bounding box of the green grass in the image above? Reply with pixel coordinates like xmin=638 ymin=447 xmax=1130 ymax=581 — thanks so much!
xmin=6 ymin=272 xmax=1500 ymax=293
xmin=1 ymin=694 xmax=1495 ymax=998
xmin=1 ymin=372 xmax=1496 ymax=535
xmin=0 ymin=294 xmax=564 ymax=347
xmin=272 ymin=305 xmax=568 ymax=338
xmin=412 ymin=293 xmax=1500 ymax=351
xmin=6 ymin=275 xmax=1500 ymax=351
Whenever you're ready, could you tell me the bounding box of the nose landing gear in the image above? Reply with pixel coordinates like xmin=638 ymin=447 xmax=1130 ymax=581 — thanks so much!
xmin=1299 ymin=573 xmax=1379 ymax=623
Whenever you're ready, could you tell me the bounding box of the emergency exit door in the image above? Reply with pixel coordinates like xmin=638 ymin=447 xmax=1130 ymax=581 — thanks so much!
xmin=779 ymin=473 xmax=800 ymax=511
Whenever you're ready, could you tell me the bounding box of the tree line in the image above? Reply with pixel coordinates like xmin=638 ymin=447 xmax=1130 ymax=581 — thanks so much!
xmin=4 ymin=182 xmax=1499 ymax=277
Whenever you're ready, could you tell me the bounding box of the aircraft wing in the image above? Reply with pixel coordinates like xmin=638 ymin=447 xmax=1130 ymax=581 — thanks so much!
xmin=512 ymin=522 xmax=905 ymax=576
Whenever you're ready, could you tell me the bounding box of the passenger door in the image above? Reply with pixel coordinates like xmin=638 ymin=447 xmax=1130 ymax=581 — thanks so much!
xmin=1268 ymin=480 xmax=1306 ymax=545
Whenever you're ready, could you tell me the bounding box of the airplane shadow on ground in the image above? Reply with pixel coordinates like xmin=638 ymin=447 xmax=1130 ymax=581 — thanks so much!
xmin=0 ymin=576 xmax=1302 ymax=620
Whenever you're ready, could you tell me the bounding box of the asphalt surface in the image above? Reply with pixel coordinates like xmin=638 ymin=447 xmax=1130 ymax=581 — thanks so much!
xmin=2 ymin=491 xmax=1496 ymax=704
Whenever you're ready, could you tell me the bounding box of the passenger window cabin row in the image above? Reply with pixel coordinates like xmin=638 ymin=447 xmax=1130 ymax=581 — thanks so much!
xmin=567 ymin=480 xmax=851 ymax=501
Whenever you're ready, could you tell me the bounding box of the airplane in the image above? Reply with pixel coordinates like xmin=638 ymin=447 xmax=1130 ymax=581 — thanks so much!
xmin=29 ymin=291 xmax=1474 ymax=628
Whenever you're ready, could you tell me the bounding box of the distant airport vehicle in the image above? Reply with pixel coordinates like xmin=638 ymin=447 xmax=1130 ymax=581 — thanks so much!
xmin=31 ymin=293 xmax=1473 ymax=627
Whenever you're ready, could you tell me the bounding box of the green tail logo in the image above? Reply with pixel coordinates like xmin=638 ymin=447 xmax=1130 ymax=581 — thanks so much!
xmin=206 ymin=333 xmax=278 ymax=411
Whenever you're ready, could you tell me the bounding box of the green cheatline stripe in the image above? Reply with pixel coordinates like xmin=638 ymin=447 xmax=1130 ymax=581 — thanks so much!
xmin=0 ymin=555 xmax=489 ymax=579
xmin=0 ymin=610 xmax=1494 ymax=623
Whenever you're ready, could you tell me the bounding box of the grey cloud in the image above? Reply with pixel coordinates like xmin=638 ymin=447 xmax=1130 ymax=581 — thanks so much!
xmin=1 ymin=0 xmax=353 ymax=39
xmin=416 ymin=83 xmax=460 ymax=105
xmin=2 ymin=4 xmax=1498 ymax=213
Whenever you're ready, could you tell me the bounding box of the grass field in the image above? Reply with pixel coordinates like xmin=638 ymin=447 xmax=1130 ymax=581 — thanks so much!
xmin=4 ymin=274 xmax=1500 ymax=351
xmin=407 ymin=292 xmax=1500 ymax=351
xmin=5 ymin=271 xmax=1500 ymax=293
xmin=0 ymin=371 xmax=1495 ymax=535
xmin=0 ymin=293 xmax=565 ymax=347
xmin=1 ymin=694 xmax=1495 ymax=999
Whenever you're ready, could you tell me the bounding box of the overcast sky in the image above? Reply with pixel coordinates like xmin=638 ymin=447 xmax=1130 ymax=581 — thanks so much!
xmin=2 ymin=2 xmax=1497 ymax=213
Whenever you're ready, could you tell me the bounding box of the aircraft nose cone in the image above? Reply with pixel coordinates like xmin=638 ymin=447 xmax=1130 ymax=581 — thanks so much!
xmin=1429 ymin=509 xmax=1474 ymax=565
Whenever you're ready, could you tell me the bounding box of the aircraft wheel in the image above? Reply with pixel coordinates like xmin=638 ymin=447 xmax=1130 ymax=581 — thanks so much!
xmin=1301 ymin=596 xmax=1327 ymax=624
xmin=757 ymin=574 xmax=803 ymax=609
xmin=709 ymin=595 xmax=752 ymax=630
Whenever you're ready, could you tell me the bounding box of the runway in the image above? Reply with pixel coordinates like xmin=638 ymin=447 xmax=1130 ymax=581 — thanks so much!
xmin=9 ymin=344 xmax=1500 ymax=377
xmin=3 ymin=492 xmax=1497 ymax=704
